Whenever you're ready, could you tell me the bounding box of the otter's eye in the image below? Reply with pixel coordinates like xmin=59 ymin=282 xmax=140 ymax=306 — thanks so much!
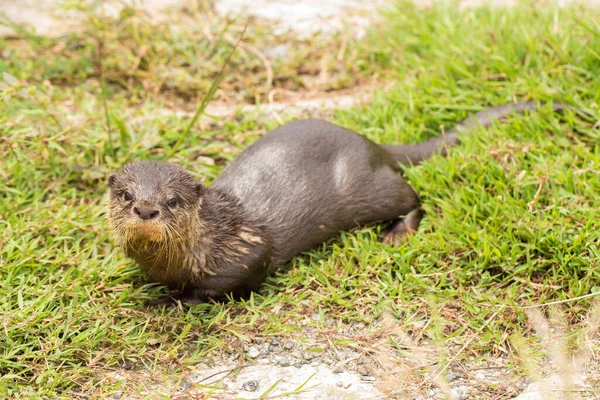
xmin=166 ymin=198 xmax=179 ymax=208
xmin=122 ymin=191 xmax=133 ymax=202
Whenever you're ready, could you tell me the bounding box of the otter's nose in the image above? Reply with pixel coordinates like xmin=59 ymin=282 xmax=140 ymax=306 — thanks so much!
xmin=133 ymin=206 xmax=160 ymax=220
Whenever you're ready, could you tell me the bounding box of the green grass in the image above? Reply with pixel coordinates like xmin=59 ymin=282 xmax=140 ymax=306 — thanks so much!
xmin=2 ymin=0 xmax=600 ymax=397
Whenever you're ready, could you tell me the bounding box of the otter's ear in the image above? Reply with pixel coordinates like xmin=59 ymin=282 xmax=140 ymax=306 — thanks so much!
xmin=195 ymin=182 xmax=207 ymax=197
xmin=108 ymin=173 xmax=118 ymax=189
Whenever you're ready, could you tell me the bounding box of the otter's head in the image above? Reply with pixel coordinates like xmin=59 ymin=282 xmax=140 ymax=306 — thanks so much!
xmin=107 ymin=161 xmax=206 ymax=253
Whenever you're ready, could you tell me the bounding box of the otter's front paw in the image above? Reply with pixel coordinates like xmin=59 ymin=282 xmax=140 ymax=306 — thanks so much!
xmin=148 ymin=292 xmax=201 ymax=308
xmin=147 ymin=289 xmax=228 ymax=308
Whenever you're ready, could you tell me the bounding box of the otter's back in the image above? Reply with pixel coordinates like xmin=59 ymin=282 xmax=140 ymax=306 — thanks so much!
xmin=210 ymin=119 xmax=415 ymax=265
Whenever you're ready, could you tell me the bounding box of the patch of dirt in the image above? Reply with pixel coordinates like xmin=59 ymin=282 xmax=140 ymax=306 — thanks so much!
xmin=99 ymin=319 xmax=600 ymax=399
xmin=125 ymin=84 xmax=381 ymax=129
xmin=206 ymin=84 xmax=380 ymax=120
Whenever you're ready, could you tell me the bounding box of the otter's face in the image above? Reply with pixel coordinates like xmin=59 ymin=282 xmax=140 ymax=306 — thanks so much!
xmin=107 ymin=161 xmax=206 ymax=250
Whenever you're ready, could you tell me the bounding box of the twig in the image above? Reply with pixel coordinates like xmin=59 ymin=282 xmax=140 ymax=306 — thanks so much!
xmin=522 ymin=291 xmax=600 ymax=309
xmin=336 ymin=34 xmax=349 ymax=62
xmin=527 ymin=176 xmax=548 ymax=213
xmin=227 ymin=38 xmax=274 ymax=89
xmin=196 ymin=364 xmax=249 ymax=385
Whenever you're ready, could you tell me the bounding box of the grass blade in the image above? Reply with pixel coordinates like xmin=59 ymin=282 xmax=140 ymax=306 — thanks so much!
xmin=167 ymin=22 xmax=248 ymax=157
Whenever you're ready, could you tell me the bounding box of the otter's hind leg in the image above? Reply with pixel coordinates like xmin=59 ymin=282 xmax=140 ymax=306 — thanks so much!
xmin=354 ymin=166 xmax=423 ymax=244
xmin=380 ymin=208 xmax=424 ymax=245
xmin=362 ymin=167 xmax=423 ymax=244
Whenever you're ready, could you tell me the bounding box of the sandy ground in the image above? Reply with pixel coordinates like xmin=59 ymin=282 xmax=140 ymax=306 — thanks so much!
xmin=101 ymin=313 xmax=599 ymax=399
xmin=0 ymin=0 xmax=387 ymax=38
xmin=1 ymin=0 xmax=598 ymax=39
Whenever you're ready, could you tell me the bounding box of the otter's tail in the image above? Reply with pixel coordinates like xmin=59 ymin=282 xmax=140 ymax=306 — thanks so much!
xmin=384 ymin=101 xmax=571 ymax=166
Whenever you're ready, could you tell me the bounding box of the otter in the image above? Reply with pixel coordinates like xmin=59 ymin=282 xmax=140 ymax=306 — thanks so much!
xmin=107 ymin=101 xmax=568 ymax=305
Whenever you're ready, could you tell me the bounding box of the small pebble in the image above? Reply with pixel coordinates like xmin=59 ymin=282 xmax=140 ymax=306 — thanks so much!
xmin=242 ymin=380 xmax=259 ymax=392
xmin=247 ymin=346 xmax=260 ymax=359
xmin=277 ymin=358 xmax=291 ymax=367
xmin=361 ymin=375 xmax=376 ymax=382
xmin=179 ymin=380 xmax=193 ymax=391
xmin=336 ymin=381 xmax=352 ymax=389
xmin=322 ymin=356 xmax=334 ymax=365
xmin=108 ymin=391 xmax=123 ymax=400
xmin=283 ymin=340 xmax=295 ymax=350
xmin=260 ymin=343 xmax=270 ymax=356
xmin=269 ymin=342 xmax=280 ymax=352
xmin=283 ymin=340 xmax=296 ymax=350
xmin=450 ymin=385 xmax=470 ymax=400
xmin=515 ymin=378 xmax=528 ymax=390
